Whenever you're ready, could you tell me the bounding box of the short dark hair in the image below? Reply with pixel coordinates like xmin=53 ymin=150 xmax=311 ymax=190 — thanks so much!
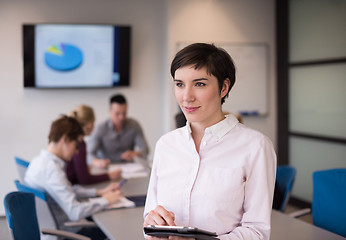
xmin=48 ymin=115 xmax=84 ymax=143
xmin=110 ymin=94 xmax=127 ymax=105
xmin=170 ymin=43 xmax=236 ymax=104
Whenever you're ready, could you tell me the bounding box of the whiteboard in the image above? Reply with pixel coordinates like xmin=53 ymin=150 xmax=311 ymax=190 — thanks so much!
xmin=176 ymin=43 xmax=268 ymax=116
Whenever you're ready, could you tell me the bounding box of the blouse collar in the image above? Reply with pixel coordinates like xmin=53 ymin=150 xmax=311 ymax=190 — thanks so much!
xmin=186 ymin=114 xmax=239 ymax=141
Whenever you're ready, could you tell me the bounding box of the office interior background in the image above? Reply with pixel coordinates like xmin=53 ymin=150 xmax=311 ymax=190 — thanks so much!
xmin=0 ymin=0 xmax=344 ymax=216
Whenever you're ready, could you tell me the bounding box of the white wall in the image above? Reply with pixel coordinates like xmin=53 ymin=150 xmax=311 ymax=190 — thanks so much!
xmin=0 ymin=0 xmax=276 ymax=215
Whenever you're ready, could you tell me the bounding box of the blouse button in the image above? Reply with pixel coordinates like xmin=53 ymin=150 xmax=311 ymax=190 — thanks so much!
xmin=202 ymin=141 xmax=207 ymax=146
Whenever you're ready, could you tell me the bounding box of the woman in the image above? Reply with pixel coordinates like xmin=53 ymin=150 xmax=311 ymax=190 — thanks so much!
xmin=66 ymin=105 xmax=122 ymax=185
xmin=144 ymin=43 xmax=276 ymax=240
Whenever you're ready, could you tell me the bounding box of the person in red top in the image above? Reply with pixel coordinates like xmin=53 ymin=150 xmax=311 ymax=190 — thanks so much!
xmin=66 ymin=105 xmax=122 ymax=185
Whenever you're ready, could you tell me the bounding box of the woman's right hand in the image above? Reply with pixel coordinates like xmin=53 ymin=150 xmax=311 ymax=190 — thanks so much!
xmin=143 ymin=206 xmax=195 ymax=240
xmin=144 ymin=205 xmax=176 ymax=227
xmin=144 ymin=205 xmax=176 ymax=240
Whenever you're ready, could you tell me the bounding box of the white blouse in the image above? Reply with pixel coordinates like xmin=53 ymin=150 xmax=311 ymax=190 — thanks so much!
xmin=144 ymin=114 xmax=277 ymax=240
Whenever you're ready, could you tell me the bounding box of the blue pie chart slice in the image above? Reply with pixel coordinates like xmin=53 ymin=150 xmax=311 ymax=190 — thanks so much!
xmin=45 ymin=43 xmax=83 ymax=71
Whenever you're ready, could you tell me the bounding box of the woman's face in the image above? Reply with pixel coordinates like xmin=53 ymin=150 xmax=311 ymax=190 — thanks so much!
xmin=174 ymin=65 xmax=229 ymax=128
xmin=83 ymin=121 xmax=94 ymax=136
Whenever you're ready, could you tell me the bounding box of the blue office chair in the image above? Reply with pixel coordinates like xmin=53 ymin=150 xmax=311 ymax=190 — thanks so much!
xmin=14 ymin=157 xmax=30 ymax=182
xmin=14 ymin=180 xmax=96 ymax=240
xmin=289 ymin=168 xmax=346 ymax=237
xmin=4 ymin=191 xmax=90 ymax=240
xmin=312 ymin=168 xmax=346 ymax=237
xmin=15 ymin=179 xmax=58 ymax=237
xmin=273 ymin=165 xmax=296 ymax=212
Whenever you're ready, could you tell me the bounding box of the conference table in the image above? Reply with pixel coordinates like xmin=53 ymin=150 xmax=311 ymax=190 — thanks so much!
xmin=88 ymin=161 xmax=151 ymax=196
xmin=93 ymin=207 xmax=344 ymax=240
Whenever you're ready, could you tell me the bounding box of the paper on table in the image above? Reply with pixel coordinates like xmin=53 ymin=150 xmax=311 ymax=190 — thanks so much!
xmin=122 ymin=171 xmax=148 ymax=179
xmin=109 ymin=162 xmax=149 ymax=178
xmin=107 ymin=197 xmax=135 ymax=209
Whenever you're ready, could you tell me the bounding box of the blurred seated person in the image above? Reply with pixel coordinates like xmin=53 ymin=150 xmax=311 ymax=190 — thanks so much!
xmin=25 ymin=115 xmax=123 ymax=239
xmin=66 ymin=105 xmax=122 ymax=185
xmin=87 ymin=94 xmax=149 ymax=168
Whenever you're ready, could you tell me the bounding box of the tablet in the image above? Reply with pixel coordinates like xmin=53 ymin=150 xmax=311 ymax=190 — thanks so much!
xmin=144 ymin=225 xmax=219 ymax=239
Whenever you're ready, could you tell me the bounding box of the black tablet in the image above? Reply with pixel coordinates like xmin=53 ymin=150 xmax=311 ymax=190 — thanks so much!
xmin=144 ymin=225 xmax=219 ymax=240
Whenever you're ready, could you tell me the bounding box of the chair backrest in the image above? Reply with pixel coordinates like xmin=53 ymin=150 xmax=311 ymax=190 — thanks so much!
xmin=15 ymin=180 xmax=46 ymax=201
xmin=4 ymin=191 xmax=41 ymax=240
xmin=312 ymin=168 xmax=346 ymax=237
xmin=14 ymin=180 xmax=58 ymax=240
xmin=14 ymin=157 xmax=30 ymax=182
xmin=274 ymin=165 xmax=296 ymax=212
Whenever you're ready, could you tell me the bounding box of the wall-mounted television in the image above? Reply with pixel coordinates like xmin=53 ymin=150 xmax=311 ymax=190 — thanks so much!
xmin=23 ymin=24 xmax=131 ymax=88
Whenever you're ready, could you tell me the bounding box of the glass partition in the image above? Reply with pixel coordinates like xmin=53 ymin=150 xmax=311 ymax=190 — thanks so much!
xmin=290 ymin=0 xmax=346 ymax=62
xmin=289 ymin=63 xmax=346 ymax=139
xmin=290 ymin=137 xmax=346 ymax=202
xmin=285 ymin=0 xmax=346 ymax=204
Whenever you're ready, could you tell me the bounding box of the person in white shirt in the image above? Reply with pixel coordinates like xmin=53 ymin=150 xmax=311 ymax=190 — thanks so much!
xmin=25 ymin=115 xmax=123 ymax=239
xmin=143 ymin=43 xmax=277 ymax=240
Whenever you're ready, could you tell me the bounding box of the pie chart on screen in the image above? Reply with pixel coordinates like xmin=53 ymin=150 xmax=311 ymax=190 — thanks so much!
xmin=44 ymin=43 xmax=83 ymax=71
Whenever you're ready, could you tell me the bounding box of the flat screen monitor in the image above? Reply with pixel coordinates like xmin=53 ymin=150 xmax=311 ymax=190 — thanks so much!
xmin=23 ymin=24 xmax=131 ymax=88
